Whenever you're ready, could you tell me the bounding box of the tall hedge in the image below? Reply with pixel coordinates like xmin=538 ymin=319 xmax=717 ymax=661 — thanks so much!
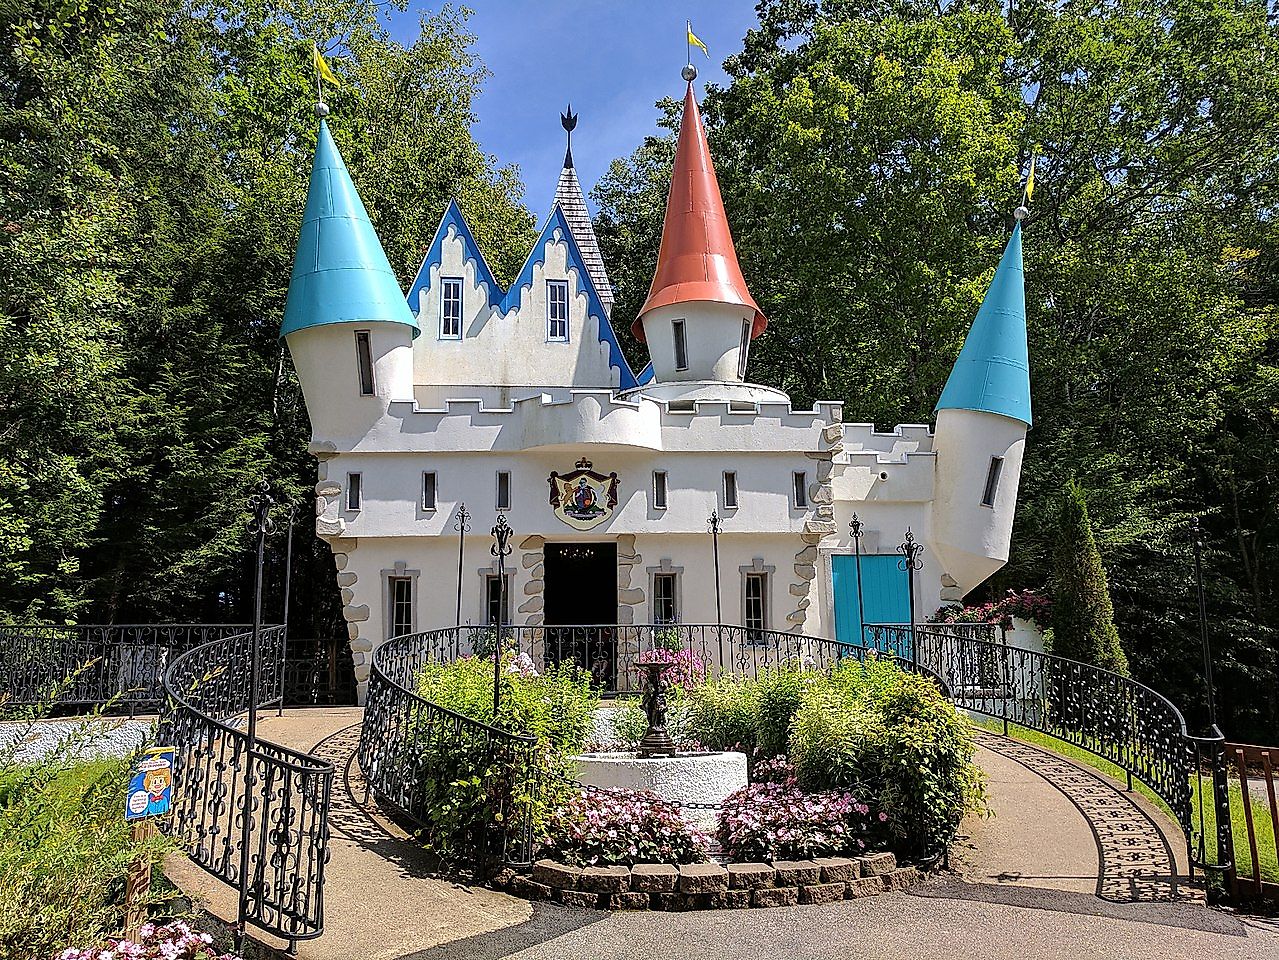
xmin=1052 ymin=479 xmax=1128 ymax=675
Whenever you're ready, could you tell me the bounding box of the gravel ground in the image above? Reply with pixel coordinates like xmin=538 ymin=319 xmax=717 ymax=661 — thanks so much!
xmin=0 ymin=716 xmax=154 ymax=763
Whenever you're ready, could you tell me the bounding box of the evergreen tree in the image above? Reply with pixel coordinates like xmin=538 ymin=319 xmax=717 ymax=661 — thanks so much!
xmin=1052 ymin=479 xmax=1128 ymax=675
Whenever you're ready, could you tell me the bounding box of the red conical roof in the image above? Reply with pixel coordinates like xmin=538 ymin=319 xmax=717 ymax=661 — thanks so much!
xmin=632 ymin=83 xmax=766 ymax=342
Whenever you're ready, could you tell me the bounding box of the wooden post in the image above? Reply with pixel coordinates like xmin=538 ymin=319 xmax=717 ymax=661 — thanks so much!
xmin=124 ymin=819 xmax=154 ymax=939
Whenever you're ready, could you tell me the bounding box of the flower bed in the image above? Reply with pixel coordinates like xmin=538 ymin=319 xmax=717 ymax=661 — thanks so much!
xmin=56 ymin=921 xmax=237 ymax=960
xmin=540 ymin=788 xmax=709 ymax=867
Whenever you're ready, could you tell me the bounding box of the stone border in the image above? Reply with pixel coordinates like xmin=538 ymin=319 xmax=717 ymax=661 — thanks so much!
xmin=506 ymin=853 xmax=921 ymax=911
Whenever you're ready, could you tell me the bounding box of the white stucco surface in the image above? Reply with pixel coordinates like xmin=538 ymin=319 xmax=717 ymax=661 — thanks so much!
xmin=572 ymin=750 xmax=748 ymax=829
xmin=0 ymin=717 xmax=154 ymax=763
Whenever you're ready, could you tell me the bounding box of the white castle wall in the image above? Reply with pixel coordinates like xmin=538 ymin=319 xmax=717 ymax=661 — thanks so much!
xmin=411 ymin=226 xmax=621 ymax=389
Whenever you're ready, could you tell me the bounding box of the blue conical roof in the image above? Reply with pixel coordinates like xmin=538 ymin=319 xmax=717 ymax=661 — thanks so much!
xmin=280 ymin=121 xmax=418 ymax=339
xmin=936 ymin=223 xmax=1031 ymax=426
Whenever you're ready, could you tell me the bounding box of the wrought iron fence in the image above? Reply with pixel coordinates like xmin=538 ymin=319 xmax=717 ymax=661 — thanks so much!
xmin=382 ymin=622 xmax=853 ymax=695
xmin=0 ymin=623 xmax=253 ymax=712
xmin=163 ymin=626 xmax=333 ymax=944
xmin=892 ymin=623 xmax=1228 ymax=873
xmin=358 ymin=628 xmax=542 ymax=867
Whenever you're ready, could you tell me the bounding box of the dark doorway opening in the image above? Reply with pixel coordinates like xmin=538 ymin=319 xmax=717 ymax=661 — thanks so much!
xmin=543 ymin=542 xmax=618 ymax=689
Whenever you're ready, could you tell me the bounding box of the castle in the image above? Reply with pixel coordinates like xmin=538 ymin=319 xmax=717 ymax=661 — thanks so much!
xmin=281 ymin=72 xmax=1032 ymax=702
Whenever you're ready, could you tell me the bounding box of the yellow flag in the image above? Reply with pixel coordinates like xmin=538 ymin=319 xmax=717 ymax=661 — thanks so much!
xmin=1025 ymin=150 xmax=1038 ymax=201
xmin=313 ymin=42 xmax=341 ymax=88
xmin=687 ymin=21 xmax=709 ymax=58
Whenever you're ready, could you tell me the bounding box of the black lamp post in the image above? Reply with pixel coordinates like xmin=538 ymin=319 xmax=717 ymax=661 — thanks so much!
xmin=490 ymin=513 xmax=512 ymax=714
xmin=454 ymin=502 xmax=470 ymax=633
xmin=236 ymin=480 xmax=274 ymax=954
xmin=278 ymin=501 xmax=296 ymax=717
xmin=897 ymin=528 xmax=923 ymax=668
xmin=850 ymin=513 xmax=866 ymax=645
xmin=1191 ymin=516 xmax=1218 ymax=728
xmin=708 ymin=509 xmax=724 ymax=668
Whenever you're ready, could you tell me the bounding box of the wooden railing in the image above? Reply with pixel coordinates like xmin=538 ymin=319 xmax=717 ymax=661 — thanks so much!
xmin=1225 ymin=741 xmax=1279 ymax=901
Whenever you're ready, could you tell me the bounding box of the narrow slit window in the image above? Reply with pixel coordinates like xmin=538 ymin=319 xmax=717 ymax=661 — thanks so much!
xmin=673 ymin=319 xmax=688 ymax=371
xmin=422 ymin=471 xmax=437 ymax=511
xmin=723 ymin=471 xmax=738 ymax=509
xmin=652 ymin=470 xmax=668 ymax=510
xmin=440 ymin=277 xmax=463 ymax=339
xmin=737 ymin=319 xmax=751 ymax=379
xmin=981 ymin=456 xmax=1004 ymax=507
xmin=653 ymin=573 xmax=678 ymax=624
xmin=547 ymin=279 xmax=569 ymax=341
xmin=496 ymin=471 xmax=511 ymax=511
xmin=745 ymin=573 xmax=767 ymax=636
xmin=793 ymin=471 xmax=808 ymax=508
xmin=389 ymin=576 xmax=413 ymax=638
xmin=346 ymin=472 xmax=362 ymax=511
xmin=485 ymin=574 xmax=509 ymax=625
xmin=355 ymin=331 xmax=375 ymax=396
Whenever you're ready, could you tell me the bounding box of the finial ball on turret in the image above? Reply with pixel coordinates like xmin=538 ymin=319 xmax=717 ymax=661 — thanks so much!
xmin=682 ymin=64 xmax=698 ymax=82
xmin=314 ymin=102 xmax=330 ymax=118
xmin=1013 ymin=205 xmax=1030 ymax=221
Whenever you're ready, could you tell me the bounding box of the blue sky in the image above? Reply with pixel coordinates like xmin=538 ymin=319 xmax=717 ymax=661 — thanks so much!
xmin=386 ymin=2 xmax=760 ymax=218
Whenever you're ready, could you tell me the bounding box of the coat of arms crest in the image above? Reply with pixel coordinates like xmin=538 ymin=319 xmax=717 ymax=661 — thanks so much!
xmin=547 ymin=459 xmax=620 ymax=531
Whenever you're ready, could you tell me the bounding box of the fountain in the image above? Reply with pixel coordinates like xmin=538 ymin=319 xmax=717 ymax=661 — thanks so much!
xmin=573 ymin=652 xmax=747 ymax=827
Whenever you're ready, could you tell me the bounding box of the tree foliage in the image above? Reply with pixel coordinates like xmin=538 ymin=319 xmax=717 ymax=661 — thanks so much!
xmin=594 ymin=0 xmax=1279 ymax=739
xmin=1051 ymin=478 xmax=1128 ymax=674
xmin=0 ymin=0 xmax=535 ymax=636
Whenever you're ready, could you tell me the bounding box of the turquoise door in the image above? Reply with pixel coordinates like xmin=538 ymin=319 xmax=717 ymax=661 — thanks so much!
xmin=832 ymin=554 xmax=911 ymax=648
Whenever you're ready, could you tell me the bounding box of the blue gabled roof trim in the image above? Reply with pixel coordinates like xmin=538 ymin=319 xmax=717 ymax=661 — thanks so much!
xmin=635 ymin=360 xmax=655 ymax=386
xmin=407 ymin=200 xmax=500 ymax=315
xmin=407 ymin=202 xmax=641 ymax=390
xmin=935 ymin=222 xmax=1032 ymax=427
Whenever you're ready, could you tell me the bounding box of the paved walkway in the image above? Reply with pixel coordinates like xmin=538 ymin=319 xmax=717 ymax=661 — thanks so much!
xmin=168 ymin=708 xmax=1278 ymax=960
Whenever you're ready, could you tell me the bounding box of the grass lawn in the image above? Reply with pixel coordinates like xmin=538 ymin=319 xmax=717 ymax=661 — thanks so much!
xmin=968 ymin=716 xmax=1278 ymax=885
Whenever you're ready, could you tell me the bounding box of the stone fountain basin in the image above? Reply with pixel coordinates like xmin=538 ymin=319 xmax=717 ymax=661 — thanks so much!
xmin=572 ymin=751 xmax=748 ymax=829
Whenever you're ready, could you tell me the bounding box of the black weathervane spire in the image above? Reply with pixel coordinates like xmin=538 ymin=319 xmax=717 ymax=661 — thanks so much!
xmin=561 ymin=104 xmax=578 ymax=169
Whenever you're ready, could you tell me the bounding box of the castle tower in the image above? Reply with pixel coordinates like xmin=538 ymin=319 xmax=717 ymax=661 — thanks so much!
xmin=553 ymin=105 xmax=614 ymax=316
xmin=632 ymin=69 xmax=768 ymax=398
xmin=281 ymin=119 xmax=418 ymax=444
xmin=930 ymin=214 xmax=1032 ymax=597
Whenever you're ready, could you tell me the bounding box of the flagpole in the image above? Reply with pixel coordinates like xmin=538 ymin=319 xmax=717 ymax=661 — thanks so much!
xmin=686 ymin=20 xmax=691 ymax=66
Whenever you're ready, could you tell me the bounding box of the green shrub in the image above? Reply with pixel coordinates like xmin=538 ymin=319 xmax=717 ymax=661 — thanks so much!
xmin=680 ymin=674 xmax=760 ymax=754
xmin=754 ymin=667 xmax=813 ymax=759
xmin=0 ymin=755 xmax=174 ymax=959
xmin=411 ymin=655 xmax=599 ymax=863
xmin=789 ymin=657 xmax=986 ymax=858
xmin=1052 ymin=478 xmax=1128 ymax=674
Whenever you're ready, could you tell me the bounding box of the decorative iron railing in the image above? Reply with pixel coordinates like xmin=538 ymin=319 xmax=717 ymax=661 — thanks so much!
xmin=382 ymin=622 xmax=854 ymax=695
xmin=358 ymin=628 xmax=543 ymax=867
xmin=0 ymin=623 xmax=253 ymax=712
xmin=163 ymin=626 xmax=333 ymax=945
xmin=886 ymin=623 xmax=1228 ymax=873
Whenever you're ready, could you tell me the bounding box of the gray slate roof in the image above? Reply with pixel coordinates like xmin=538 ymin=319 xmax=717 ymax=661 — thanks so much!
xmin=553 ymin=164 xmax=614 ymax=317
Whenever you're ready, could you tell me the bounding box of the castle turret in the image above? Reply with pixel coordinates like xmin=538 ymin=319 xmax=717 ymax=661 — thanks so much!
xmin=281 ymin=118 xmax=418 ymax=443
xmin=632 ymin=68 xmax=769 ymax=399
xmin=930 ymin=213 xmax=1032 ymax=597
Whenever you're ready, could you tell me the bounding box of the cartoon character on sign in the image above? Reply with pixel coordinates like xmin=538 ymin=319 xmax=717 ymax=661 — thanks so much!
xmin=142 ymin=767 xmax=171 ymax=817
xmin=126 ymin=747 xmax=175 ymax=821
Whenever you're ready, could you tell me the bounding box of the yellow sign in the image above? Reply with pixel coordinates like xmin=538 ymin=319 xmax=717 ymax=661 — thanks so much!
xmin=547 ymin=459 xmax=620 ymax=531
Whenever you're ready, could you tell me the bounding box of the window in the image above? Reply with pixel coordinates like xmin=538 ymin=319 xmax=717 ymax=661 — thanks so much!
xmin=672 ymin=319 xmax=688 ymax=371
xmin=389 ymin=576 xmax=413 ymax=638
xmin=355 ymin=330 xmax=375 ymax=396
xmin=981 ymin=456 xmax=1005 ymax=507
xmin=793 ymin=471 xmax=808 ymax=509
xmin=723 ymin=471 xmax=738 ymax=509
xmin=485 ymin=574 xmax=510 ymax=626
xmin=440 ymin=277 xmax=463 ymax=339
xmin=547 ymin=279 xmax=569 ymax=341
xmin=422 ymin=471 xmax=437 ymax=511
xmin=346 ymin=472 xmax=362 ymax=511
xmin=496 ymin=471 xmax=511 ymax=511
xmin=737 ymin=319 xmax=751 ymax=380
xmin=653 ymin=573 xmax=679 ymax=624
xmin=652 ymin=470 xmax=668 ymax=510
xmin=745 ymin=572 xmax=768 ymax=637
